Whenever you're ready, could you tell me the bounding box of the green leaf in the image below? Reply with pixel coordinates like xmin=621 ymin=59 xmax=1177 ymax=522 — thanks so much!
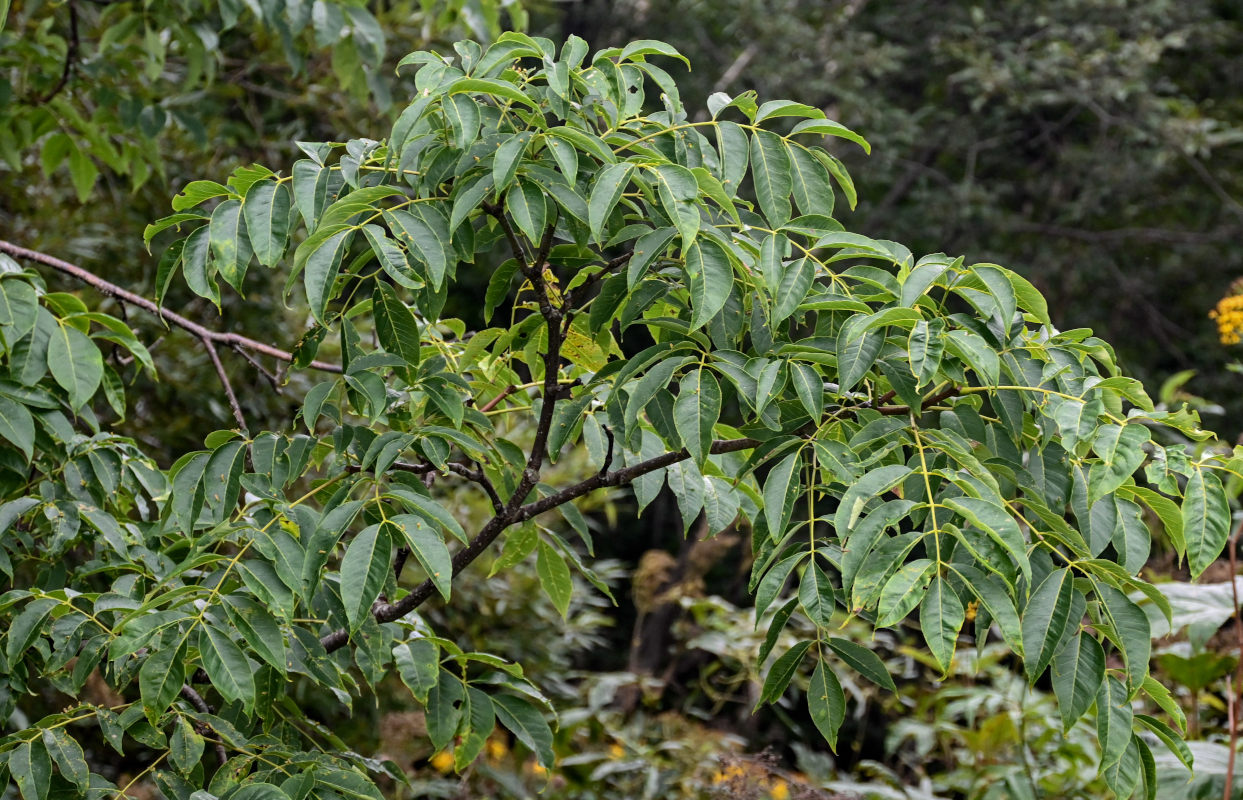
xmin=222 ymin=595 xmax=287 ymax=671
xmin=833 ymin=464 xmax=913 ymax=537
xmin=807 ymin=657 xmax=846 ymax=750
xmin=646 ymin=164 xmax=700 ymax=248
xmin=908 ymin=319 xmax=944 ymax=388
xmin=536 ymin=538 xmax=573 ymax=619
xmin=457 ymin=687 xmax=497 ymax=770
xmin=5 ymin=596 xmax=54 ymax=666
xmin=494 ymin=694 xmax=556 ymax=769
xmin=442 ymin=94 xmax=480 ymax=150
xmin=546 ymin=125 xmax=616 ymax=165
xmin=448 ymin=77 xmax=541 ymax=111
xmin=763 ymin=450 xmax=802 ymax=540
xmin=1096 ymin=674 xmax=1133 ymax=771
xmin=1051 ymin=631 xmax=1104 ymax=732
xmin=41 ymin=728 xmax=88 ymax=791
xmin=181 ymin=225 xmax=220 ymax=305
xmin=588 ymin=162 xmax=634 ymax=244
xmin=875 ymin=559 xmax=935 ymax=628
xmin=789 ymin=118 xmax=872 ymax=153
xmin=198 ymin=624 xmax=256 ymax=710
xmin=242 ymin=180 xmax=293 ymax=267
xmin=209 ymin=197 xmax=252 ymax=291
xmin=942 ymin=496 xmax=1030 ymax=582
xmin=301 ymin=227 xmax=351 ymax=323
xmin=799 ymin=561 xmax=836 ymax=628
xmin=394 ymin=638 xmax=440 ymax=703
xmin=673 ymin=368 xmax=721 ymax=466
xmin=774 ymin=257 xmax=815 ymax=324
xmin=385 ymin=208 xmax=450 ymax=290
xmin=1088 ymin=424 xmax=1149 ymax=503
xmin=1134 ymin=713 xmax=1193 ymax=771
xmin=388 ymin=515 xmax=452 ymax=600
xmin=171 ymin=180 xmax=232 ymax=211
xmin=373 ymin=283 xmax=421 ymax=372
xmin=836 ymin=325 xmax=882 ymax=393
xmin=715 ymin=121 xmax=749 ymax=196
xmin=48 ymin=321 xmax=103 ymax=410
xmin=139 ymin=637 xmax=186 ymax=723
xmin=1021 ymin=568 xmax=1075 ymax=681
xmin=973 ymin=265 xmax=1017 ymax=325
xmin=619 ymin=39 xmax=690 ymax=66
xmin=1096 ymin=582 xmax=1150 ymax=692
xmin=942 ymin=330 xmax=1000 ymax=384
xmin=170 ymin=717 xmax=205 ymax=774
xmin=627 ymin=226 xmax=677 ymax=287
xmin=683 ymin=237 xmax=733 ymax=331
xmin=492 ymin=131 xmax=533 ymax=193
xmin=750 ymin=129 xmax=792 ymax=227
xmin=341 ymin=524 xmax=392 ymax=631
xmin=759 ymin=640 xmax=812 ymax=705
xmin=789 ymin=362 xmax=824 ymax=420
xmin=827 ymin=637 xmax=897 ymax=692
xmin=0 ymin=395 xmax=35 ymax=462
xmin=1184 ymin=466 xmax=1230 ymax=578
xmin=506 ymin=177 xmax=549 ymax=246
xmin=788 ymin=144 xmax=835 ymax=218
xmin=9 ymin=740 xmax=51 ymax=800
xmin=919 ymin=576 xmax=964 ymax=673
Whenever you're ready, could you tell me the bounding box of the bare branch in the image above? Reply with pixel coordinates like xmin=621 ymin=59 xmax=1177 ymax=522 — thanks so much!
xmin=203 ymin=339 xmax=247 ymax=433
xmin=0 ymin=240 xmax=342 ymax=373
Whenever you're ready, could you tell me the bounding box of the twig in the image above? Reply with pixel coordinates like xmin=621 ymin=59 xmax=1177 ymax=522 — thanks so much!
xmin=447 ymin=462 xmax=504 ymax=514
xmin=566 ymin=251 xmax=633 ymax=307
xmin=203 ymin=339 xmax=247 ymax=432
xmin=0 ymin=240 xmax=342 ymax=373
xmin=1224 ymin=515 xmax=1243 ymax=800
xmin=31 ymin=0 xmax=79 ymax=105
xmin=479 ymin=384 xmax=517 ymax=412
xmin=233 ymin=346 xmax=282 ymax=393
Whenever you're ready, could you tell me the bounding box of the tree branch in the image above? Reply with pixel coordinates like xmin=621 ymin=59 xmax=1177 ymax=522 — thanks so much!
xmin=0 ymin=240 xmax=342 ymax=373
xmin=319 ymin=435 xmax=759 ymax=653
xmin=566 ymin=251 xmax=633 ymax=308
xmin=203 ymin=338 xmax=247 ymax=432
xmin=30 ymin=0 xmax=78 ymax=106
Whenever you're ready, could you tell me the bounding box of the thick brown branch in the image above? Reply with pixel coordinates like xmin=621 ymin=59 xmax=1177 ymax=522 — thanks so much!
xmin=319 ymin=436 xmax=759 ymax=653
xmin=0 ymin=240 xmax=342 ymax=373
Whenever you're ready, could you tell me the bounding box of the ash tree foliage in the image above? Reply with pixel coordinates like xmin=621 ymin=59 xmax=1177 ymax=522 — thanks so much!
xmin=0 ymin=32 xmax=1235 ymax=800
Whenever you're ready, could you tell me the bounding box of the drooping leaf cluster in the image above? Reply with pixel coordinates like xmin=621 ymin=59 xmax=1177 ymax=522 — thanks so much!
xmin=0 ymin=33 xmax=1236 ymax=799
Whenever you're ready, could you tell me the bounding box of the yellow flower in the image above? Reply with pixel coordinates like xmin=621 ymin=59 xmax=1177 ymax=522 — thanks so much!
xmin=430 ymin=751 xmax=454 ymax=774
xmin=486 ymin=736 xmax=508 ymax=762
xmin=609 ymin=743 xmax=626 ymax=759
xmin=770 ymin=779 xmax=790 ymax=800
xmin=1210 ymin=280 xmax=1243 ymax=345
